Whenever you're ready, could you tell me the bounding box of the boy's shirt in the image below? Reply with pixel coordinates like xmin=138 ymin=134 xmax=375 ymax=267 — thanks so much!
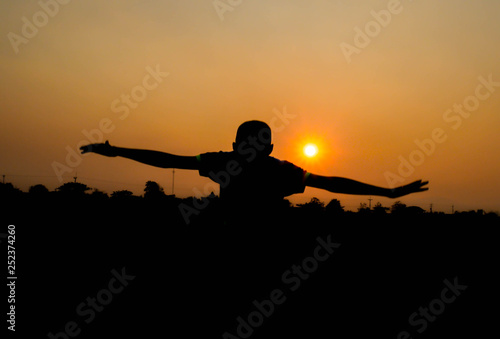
xmin=197 ymin=151 xmax=308 ymax=207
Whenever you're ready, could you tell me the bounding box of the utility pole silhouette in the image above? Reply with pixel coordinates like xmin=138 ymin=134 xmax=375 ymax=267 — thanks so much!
xmin=2 ymin=174 xmax=5 ymax=184
xmin=430 ymin=203 xmax=433 ymax=213
xmin=172 ymin=169 xmax=175 ymax=195
xmin=368 ymin=197 xmax=372 ymax=210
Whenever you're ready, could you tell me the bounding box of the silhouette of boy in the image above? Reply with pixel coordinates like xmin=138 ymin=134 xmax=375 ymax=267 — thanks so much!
xmin=80 ymin=120 xmax=427 ymax=220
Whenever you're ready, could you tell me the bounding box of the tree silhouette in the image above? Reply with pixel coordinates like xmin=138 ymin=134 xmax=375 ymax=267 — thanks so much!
xmin=144 ymin=181 xmax=166 ymax=200
xmin=90 ymin=189 xmax=109 ymax=201
xmin=357 ymin=202 xmax=370 ymax=214
xmin=29 ymin=184 xmax=49 ymax=196
xmin=281 ymin=199 xmax=293 ymax=209
xmin=326 ymin=199 xmax=344 ymax=215
xmin=297 ymin=197 xmax=325 ymax=213
xmin=373 ymin=202 xmax=389 ymax=215
xmin=56 ymin=182 xmax=91 ymax=196
xmin=0 ymin=182 xmax=23 ymax=197
xmin=111 ymin=190 xmax=134 ymax=199
xmin=405 ymin=206 xmax=425 ymax=215
xmin=390 ymin=201 xmax=407 ymax=215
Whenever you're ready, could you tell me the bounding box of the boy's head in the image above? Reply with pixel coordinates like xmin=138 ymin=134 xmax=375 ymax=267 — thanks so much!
xmin=233 ymin=120 xmax=273 ymax=157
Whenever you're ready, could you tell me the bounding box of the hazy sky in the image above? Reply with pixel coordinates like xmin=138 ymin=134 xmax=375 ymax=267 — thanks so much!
xmin=1 ymin=0 xmax=499 ymax=212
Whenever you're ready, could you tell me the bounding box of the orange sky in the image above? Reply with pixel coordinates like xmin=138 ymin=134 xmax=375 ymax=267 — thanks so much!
xmin=1 ymin=0 xmax=499 ymax=212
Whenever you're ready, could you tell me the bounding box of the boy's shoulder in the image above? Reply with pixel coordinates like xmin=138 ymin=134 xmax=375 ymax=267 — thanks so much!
xmin=198 ymin=151 xmax=303 ymax=171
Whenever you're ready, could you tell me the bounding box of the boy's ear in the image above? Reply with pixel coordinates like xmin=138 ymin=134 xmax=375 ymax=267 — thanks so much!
xmin=265 ymin=144 xmax=274 ymax=156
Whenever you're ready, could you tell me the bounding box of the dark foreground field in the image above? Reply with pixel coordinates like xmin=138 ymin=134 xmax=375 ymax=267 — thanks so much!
xmin=2 ymin=195 xmax=499 ymax=338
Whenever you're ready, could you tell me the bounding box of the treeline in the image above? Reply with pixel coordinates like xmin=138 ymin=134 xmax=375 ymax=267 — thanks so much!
xmin=1 ymin=180 xmax=498 ymax=221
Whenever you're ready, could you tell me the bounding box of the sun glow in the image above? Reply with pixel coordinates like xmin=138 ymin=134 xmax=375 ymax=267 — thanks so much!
xmin=284 ymin=127 xmax=335 ymax=173
xmin=304 ymin=143 xmax=319 ymax=158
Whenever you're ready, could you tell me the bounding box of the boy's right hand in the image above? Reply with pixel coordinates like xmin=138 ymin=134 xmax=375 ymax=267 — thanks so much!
xmin=80 ymin=140 xmax=117 ymax=157
xmin=387 ymin=180 xmax=429 ymax=198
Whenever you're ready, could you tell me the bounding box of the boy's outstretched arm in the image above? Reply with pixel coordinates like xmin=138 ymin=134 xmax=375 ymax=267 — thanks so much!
xmin=80 ymin=141 xmax=199 ymax=170
xmin=305 ymin=174 xmax=428 ymax=199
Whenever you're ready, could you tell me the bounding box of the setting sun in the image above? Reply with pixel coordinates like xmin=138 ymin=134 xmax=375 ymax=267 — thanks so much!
xmin=304 ymin=143 xmax=319 ymax=158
